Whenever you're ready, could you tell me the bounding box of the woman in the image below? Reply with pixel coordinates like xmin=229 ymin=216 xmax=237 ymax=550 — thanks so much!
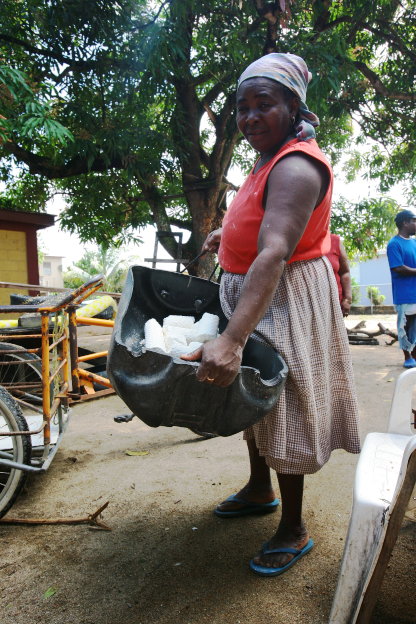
xmin=182 ymin=53 xmax=360 ymax=577
xmin=326 ymin=233 xmax=353 ymax=317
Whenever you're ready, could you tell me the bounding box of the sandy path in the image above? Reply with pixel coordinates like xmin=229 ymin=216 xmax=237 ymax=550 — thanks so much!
xmin=1 ymin=324 xmax=415 ymax=624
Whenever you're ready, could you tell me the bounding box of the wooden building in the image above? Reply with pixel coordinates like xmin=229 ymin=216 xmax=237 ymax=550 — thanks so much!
xmin=0 ymin=209 xmax=55 ymax=305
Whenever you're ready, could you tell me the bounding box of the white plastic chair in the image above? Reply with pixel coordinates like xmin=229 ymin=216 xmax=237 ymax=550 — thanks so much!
xmin=329 ymin=368 xmax=416 ymax=624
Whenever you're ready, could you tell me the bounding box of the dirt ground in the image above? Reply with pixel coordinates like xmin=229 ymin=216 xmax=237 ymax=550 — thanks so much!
xmin=1 ymin=317 xmax=415 ymax=624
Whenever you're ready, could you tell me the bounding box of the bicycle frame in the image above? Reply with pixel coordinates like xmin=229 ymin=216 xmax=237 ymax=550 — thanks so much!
xmin=0 ymin=275 xmax=114 ymax=475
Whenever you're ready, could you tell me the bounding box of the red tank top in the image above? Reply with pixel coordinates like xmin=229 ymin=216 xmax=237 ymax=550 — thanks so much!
xmin=326 ymin=234 xmax=343 ymax=302
xmin=218 ymin=138 xmax=333 ymax=274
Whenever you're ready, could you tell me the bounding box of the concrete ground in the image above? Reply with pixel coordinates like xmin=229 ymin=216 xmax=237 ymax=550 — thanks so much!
xmin=1 ymin=319 xmax=415 ymax=624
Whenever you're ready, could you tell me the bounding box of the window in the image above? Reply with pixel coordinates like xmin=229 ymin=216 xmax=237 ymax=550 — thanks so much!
xmin=43 ymin=261 xmax=52 ymax=276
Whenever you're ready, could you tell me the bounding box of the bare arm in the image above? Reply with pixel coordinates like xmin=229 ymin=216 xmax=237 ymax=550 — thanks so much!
xmin=184 ymin=154 xmax=328 ymax=386
xmin=392 ymin=265 xmax=416 ymax=276
xmin=222 ymin=155 xmax=322 ymax=347
xmin=338 ymin=240 xmax=352 ymax=316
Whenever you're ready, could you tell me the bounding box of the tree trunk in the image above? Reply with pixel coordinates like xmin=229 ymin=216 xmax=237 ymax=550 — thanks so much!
xmin=149 ymin=177 xmax=224 ymax=278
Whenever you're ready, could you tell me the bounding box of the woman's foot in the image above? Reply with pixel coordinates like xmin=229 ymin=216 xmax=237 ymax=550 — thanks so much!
xmin=252 ymin=522 xmax=310 ymax=569
xmin=215 ymin=483 xmax=277 ymax=514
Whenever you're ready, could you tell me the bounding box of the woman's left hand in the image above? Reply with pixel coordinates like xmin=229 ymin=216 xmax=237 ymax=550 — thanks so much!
xmin=341 ymin=299 xmax=351 ymax=317
xmin=180 ymin=334 xmax=243 ymax=387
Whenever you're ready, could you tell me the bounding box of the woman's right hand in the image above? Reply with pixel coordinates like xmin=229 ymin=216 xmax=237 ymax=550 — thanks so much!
xmin=202 ymin=228 xmax=222 ymax=253
xmin=180 ymin=333 xmax=243 ymax=387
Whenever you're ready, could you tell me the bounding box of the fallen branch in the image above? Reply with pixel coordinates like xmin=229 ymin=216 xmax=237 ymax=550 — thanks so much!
xmin=378 ymin=322 xmax=398 ymax=344
xmin=347 ymin=321 xmax=398 ymax=346
xmin=351 ymin=320 xmax=367 ymax=330
xmin=0 ymin=501 xmax=111 ymax=530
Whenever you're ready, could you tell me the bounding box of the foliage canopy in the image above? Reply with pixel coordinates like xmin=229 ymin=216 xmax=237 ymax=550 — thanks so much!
xmin=331 ymin=196 xmax=399 ymax=260
xmin=0 ymin=0 xmax=415 ymax=272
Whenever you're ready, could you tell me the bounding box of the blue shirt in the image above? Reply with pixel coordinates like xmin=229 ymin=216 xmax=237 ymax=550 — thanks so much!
xmin=386 ymin=235 xmax=416 ymax=304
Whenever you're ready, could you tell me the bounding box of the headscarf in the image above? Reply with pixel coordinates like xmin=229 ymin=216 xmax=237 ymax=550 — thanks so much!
xmin=237 ymin=53 xmax=319 ymax=141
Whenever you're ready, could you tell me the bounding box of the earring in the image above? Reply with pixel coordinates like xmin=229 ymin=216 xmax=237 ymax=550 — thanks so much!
xmin=291 ymin=115 xmax=296 ymax=125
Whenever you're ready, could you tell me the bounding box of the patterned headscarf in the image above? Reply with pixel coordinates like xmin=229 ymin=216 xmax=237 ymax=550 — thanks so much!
xmin=238 ymin=53 xmax=319 ymax=140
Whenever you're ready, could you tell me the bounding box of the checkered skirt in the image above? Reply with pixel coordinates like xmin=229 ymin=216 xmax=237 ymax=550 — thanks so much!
xmin=220 ymin=256 xmax=361 ymax=474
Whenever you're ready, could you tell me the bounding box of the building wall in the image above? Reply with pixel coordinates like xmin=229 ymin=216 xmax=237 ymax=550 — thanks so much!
xmin=0 ymin=210 xmax=54 ymax=313
xmin=39 ymin=255 xmax=64 ymax=289
xmin=352 ymin=253 xmax=393 ymax=306
xmin=0 ymin=228 xmax=28 ymax=305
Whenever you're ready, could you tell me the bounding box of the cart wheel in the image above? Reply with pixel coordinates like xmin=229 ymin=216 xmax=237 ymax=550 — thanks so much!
xmin=0 ymin=342 xmax=51 ymax=407
xmin=0 ymin=386 xmax=32 ymax=518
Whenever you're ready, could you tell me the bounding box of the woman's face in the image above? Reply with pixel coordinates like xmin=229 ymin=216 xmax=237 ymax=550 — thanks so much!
xmin=236 ymin=78 xmax=298 ymax=155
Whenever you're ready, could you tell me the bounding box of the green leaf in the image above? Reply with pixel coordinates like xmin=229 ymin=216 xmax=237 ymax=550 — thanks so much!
xmin=125 ymin=450 xmax=149 ymax=456
xmin=43 ymin=586 xmax=57 ymax=599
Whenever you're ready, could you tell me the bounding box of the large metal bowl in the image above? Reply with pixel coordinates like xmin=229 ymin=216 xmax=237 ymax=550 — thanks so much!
xmin=107 ymin=266 xmax=287 ymax=437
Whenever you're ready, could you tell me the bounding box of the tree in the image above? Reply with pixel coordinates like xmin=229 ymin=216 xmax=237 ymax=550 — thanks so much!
xmin=331 ymin=196 xmax=399 ymax=260
xmin=366 ymin=285 xmax=385 ymax=306
xmin=63 ymin=243 xmax=140 ymax=292
xmin=0 ymin=1 xmax=415 ymax=275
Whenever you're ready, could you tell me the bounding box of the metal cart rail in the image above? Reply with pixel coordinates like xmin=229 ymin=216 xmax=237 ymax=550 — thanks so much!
xmin=0 ymin=275 xmax=114 ymax=518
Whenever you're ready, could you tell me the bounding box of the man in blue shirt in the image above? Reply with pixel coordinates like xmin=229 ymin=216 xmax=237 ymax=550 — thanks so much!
xmin=387 ymin=209 xmax=416 ymax=367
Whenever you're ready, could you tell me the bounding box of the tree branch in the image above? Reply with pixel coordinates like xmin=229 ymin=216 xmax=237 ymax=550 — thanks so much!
xmin=0 ymin=34 xmax=132 ymax=73
xmin=202 ymin=101 xmax=218 ymax=126
xmin=223 ymin=176 xmax=239 ymax=193
xmin=2 ymin=142 xmax=123 ymax=178
xmin=347 ymin=321 xmax=397 ymax=345
xmin=208 ymin=91 xmax=239 ymax=177
xmin=353 ymin=61 xmax=415 ymax=101
xmin=168 ymin=217 xmax=192 ymax=231
xmin=131 ymin=0 xmax=172 ymax=31
xmin=121 ymin=191 xmax=187 ymax=206
xmin=311 ymin=14 xmax=416 ymax=64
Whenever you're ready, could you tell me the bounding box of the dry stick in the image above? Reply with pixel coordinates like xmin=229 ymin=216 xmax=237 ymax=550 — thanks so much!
xmin=0 ymin=501 xmax=111 ymax=530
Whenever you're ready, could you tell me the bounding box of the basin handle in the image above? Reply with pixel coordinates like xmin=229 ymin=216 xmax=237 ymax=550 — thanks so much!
xmin=180 ymin=250 xmax=220 ymax=283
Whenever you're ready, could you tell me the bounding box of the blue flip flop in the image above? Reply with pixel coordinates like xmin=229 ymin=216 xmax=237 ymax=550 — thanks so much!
xmin=213 ymin=494 xmax=280 ymax=518
xmin=403 ymin=358 xmax=416 ymax=368
xmin=249 ymin=538 xmax=314 ymax=576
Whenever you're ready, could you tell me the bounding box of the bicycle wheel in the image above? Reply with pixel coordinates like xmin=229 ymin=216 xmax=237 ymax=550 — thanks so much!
xmin=0 ymin=386 xmax=32 ymax=518
xmin=0 ymin=342 xmax=44 ymax=406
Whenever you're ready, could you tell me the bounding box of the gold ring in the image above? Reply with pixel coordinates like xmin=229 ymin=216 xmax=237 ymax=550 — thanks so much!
xmin=207 ymin=376 xmax=215 ymax=382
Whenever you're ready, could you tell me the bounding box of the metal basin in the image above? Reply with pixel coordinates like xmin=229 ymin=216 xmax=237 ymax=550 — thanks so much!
xmin=107 ymin=266 xmax=287 ymax=436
